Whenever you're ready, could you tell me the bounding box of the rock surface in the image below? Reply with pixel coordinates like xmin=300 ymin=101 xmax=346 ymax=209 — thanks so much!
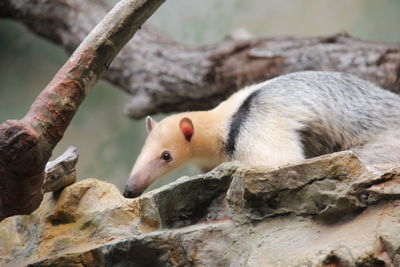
xmin=1 ymin=151 xmax=400 ymax=266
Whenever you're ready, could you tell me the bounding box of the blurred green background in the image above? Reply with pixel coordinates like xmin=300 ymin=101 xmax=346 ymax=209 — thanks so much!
xmin=1 ymin=0 xmax=400 ymax=193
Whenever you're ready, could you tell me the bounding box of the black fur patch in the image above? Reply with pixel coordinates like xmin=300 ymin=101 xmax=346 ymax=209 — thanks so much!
xmin=297 ymin=123 xmax=343 ymax=158
xmin=225 ymin=90 xmax=261 ymax=157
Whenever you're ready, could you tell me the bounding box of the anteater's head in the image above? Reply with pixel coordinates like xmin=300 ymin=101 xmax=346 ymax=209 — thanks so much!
xmin=123 ymin=115 xmax=194 ymax=198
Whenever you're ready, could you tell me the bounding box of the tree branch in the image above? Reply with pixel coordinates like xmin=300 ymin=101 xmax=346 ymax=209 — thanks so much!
xmin=0 ymin=0 xmax=165 ymax=221
xmin=1 ymin=0 xmax=400 ymax=118
xmin=43 ymin=146 xmax=79 ymax=193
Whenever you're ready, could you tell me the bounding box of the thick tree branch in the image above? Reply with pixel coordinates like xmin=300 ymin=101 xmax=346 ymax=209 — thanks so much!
xmin=0 ymin=0 xmax=165 ymax=221
xmin=1 ymin=0 xmax=400 ymax=118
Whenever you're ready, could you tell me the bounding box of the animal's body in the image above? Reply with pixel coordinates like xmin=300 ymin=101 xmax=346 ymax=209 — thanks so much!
xmin=123 ymin=71 xmax=400 ymax=198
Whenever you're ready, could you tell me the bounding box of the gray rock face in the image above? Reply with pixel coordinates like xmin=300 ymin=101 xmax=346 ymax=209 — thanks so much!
xmin=1 ymin=151 xmax=400 ymax=266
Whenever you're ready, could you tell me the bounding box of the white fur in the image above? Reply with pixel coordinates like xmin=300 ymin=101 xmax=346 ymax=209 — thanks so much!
xmin=220 ymin=71 xmax=400 ymax=166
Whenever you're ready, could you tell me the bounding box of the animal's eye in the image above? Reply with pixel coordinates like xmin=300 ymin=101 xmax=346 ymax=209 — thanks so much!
xmin=161 ymin=151 xmax=172 ymax=162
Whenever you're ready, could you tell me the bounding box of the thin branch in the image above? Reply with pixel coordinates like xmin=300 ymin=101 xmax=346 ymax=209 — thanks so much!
xmin=0 ymin=0 xmax=165 ymax=221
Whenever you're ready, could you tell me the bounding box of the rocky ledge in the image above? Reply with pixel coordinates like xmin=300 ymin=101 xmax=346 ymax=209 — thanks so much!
xmin=1 ymin=151 xmax=400 ymax=266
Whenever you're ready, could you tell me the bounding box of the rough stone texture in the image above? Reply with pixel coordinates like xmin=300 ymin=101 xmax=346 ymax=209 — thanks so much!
xmin=1 ymin=151 xmax=400 ymax=266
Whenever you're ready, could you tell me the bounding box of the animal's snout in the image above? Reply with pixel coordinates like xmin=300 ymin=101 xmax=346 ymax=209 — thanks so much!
xmin=123 ymin=185 xmax=144 ymax=198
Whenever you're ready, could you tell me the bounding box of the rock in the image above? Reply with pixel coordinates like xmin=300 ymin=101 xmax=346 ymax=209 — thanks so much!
xmin=1 ymin=151 xmax=400 ymax=266
xmin=0 ymin=179 xmax=146 ymax=266
xmin=226 ymin=151 xmax=388 ymax=223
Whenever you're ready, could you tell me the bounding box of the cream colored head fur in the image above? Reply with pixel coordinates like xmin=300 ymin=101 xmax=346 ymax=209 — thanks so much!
xmin=123 ymin=112 xmax=226 ymax=198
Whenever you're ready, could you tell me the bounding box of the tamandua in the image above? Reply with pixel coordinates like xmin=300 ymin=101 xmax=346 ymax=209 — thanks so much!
xmin=123 ymin=71 xmax=400 ymax=198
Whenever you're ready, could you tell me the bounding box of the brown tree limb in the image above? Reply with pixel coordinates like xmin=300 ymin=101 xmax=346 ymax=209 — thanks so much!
xmin=1 ymin=0 xmax=400 ymax=118
xmin=0 ymin=0 xmax=165 ymax=221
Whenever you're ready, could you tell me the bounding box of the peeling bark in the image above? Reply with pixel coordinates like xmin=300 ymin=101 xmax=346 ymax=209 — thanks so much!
xmin=0 ymin=0 xmax=165 ymax=221
xmin=1 ymin=0 xmax=400 ymax=118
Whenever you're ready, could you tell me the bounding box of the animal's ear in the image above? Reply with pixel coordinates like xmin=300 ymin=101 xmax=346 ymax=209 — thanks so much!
xmin=179 ymin=117 xmax=194 ymax=142
xmin=146 ymin=116 xmax=158 ymax=134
